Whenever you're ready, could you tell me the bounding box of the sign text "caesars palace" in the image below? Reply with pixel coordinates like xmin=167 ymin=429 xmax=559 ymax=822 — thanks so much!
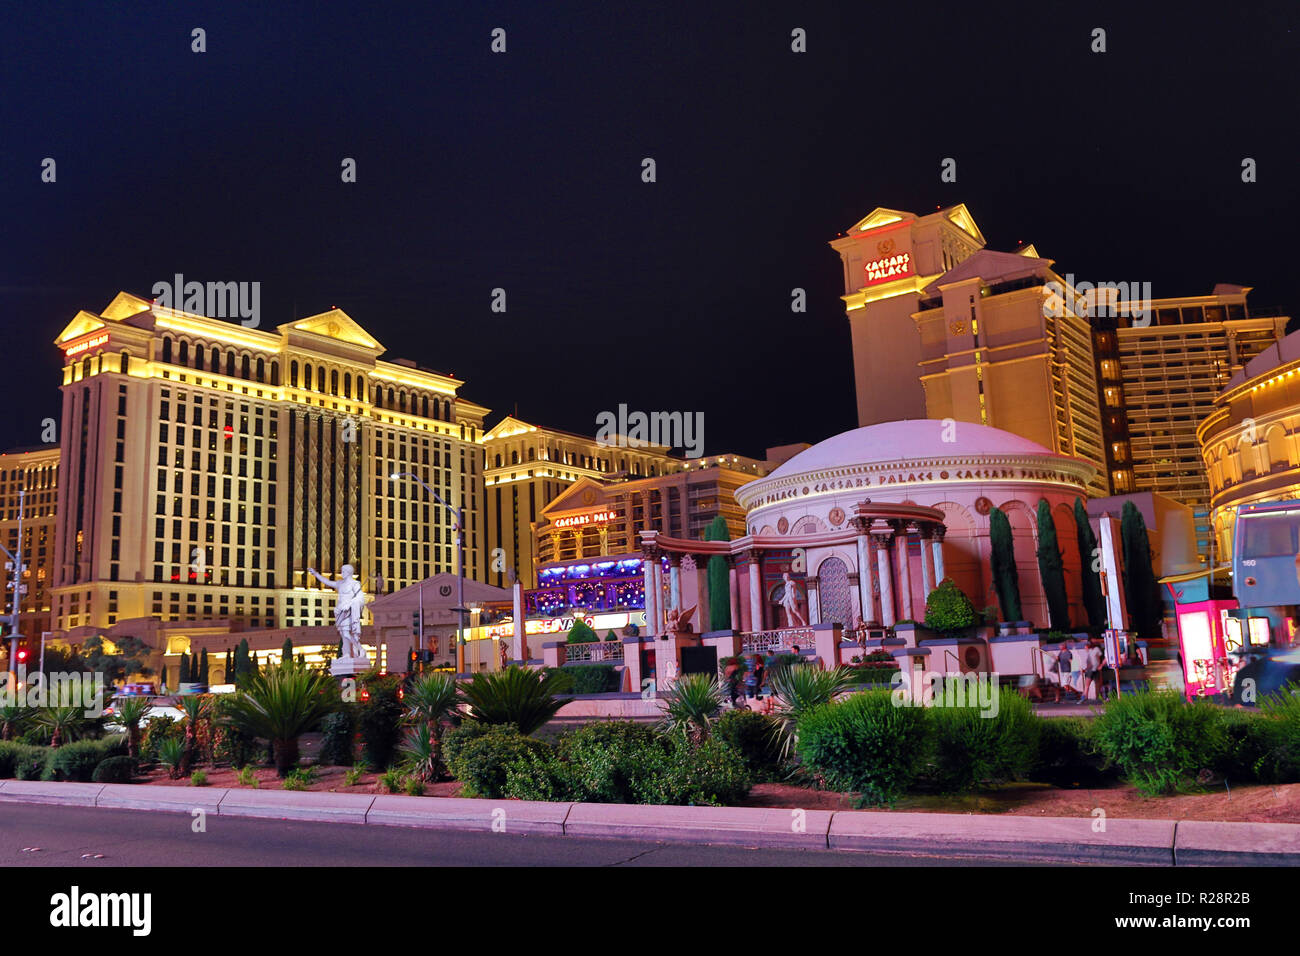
xmin=554 ymin=511 xmax=617 ymax=529
xmin=864 ymin=251 xmax=911 ymax=285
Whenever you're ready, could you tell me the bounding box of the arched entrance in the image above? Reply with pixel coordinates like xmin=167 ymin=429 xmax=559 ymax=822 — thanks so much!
xmin=818 ymin=556 xmax=852 ymax=626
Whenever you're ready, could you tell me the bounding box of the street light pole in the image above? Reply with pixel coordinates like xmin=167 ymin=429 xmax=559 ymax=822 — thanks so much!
xmin=390 ymin=472 xmax=467 ymax=675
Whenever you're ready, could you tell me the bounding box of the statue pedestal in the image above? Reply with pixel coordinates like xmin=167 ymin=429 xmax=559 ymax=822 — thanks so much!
xmin=654 ymin=630 xmax=700 ymax=692
xmin=330 ymin=655 xmax=373 ymax=678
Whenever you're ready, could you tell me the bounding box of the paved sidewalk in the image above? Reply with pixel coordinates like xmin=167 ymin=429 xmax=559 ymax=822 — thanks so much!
xmin=1 ymin=779 xmax=1295 ymax=865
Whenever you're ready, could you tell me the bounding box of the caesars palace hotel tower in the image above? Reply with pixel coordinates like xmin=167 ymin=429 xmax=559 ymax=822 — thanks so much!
xmin=49 ymin=292 xmax=487 ymax=634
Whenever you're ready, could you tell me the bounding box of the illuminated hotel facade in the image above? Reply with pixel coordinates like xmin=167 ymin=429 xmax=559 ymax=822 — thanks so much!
xmin=1091 ymin=285 xmax=1286 ymax=559
xmin=1199 ymin=329 xmax=1300 ymax=563
xmin=0 ymin=446 xmax=59 ymax=640
xmin=834 ymin=205 xmax=1289 ymax=559
xmin=482 ymin=416 xmax=684 ymax=590
xmin=50 ymin=292 xmax=488 ymax=637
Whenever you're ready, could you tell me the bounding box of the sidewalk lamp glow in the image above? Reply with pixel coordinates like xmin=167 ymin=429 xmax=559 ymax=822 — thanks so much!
xmin=389 ymin=471 xmax=467 ymax=674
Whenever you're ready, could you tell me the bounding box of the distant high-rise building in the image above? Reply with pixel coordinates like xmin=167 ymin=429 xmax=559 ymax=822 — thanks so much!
xmin=50 ymin=292 xmax=487 ymax=635
xmin=0 ymin=446 xmax=59 ymax=640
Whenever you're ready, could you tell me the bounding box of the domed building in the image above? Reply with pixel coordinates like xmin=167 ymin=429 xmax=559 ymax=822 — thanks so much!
xmin=732 ymin=420 xmax=1097 ymax=628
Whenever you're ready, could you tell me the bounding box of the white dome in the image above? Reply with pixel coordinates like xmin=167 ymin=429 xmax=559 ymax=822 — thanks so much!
xmin=765 ymin=420 xmax=1056 ymax=481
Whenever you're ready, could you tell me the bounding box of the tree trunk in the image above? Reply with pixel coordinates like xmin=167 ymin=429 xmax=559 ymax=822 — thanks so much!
xmin=273 ymin=738 xmax=299 ymax=777
xmin=127 ymin=725 xmax=140 ymax=760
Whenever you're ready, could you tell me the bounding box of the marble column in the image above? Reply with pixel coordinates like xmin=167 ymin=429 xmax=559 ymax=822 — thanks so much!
xmin=873 ymin=532 xmax=896 ymax=628
xmin=668 ymin=554 xmax=681 ymax=612
xmin=919 ymin=524 xmax=936 ymax=598
xmin=727 ymin=555 xmax=741 ymax=631
xmin=893 ymin=522 xmax=914 ymax=621
xmin=747 ymin=551 xmax=763 ymax=633
xmin=651 ymin=556 xmax=665 ymax=634
xmin=932 ymin=526 xmax=947 ymax=583
xmin=807 ymin=576 xmax=821 ymax=626
xmin=642 ymin=555 xmax=656 ymax=636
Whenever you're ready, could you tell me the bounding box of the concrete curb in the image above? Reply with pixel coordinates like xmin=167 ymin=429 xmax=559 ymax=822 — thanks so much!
xmin=1 ymin=780 xmax=1296 ymax=865
xmin=829 ymin=811 xmax=1176 ymax=865
xmin=1174 ymin=820 xmax=1300 ymax=866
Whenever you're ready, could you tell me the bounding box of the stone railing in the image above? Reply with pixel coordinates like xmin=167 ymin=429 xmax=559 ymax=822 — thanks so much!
xmin=741 ymin=628 xmax=816 ymax=657
xmin=563 ymin=641 xmax=626 ymax=664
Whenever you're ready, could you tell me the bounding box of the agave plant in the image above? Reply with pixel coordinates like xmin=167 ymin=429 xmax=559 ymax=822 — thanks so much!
xmin=0 ymin=703 xmax=32 ymax=741
xmin=659 ymin=673 xmax=722 ymax=745
xmin=768 ymin=664 xmax=856 ymax=760
xmin=400 ymin=723 xmax=439 ymax=783
xmin=158 ymin=735 xmax=187 ymax=779
xmin=222 ymin=661 xmax=337 ymax=776
xmin=458 ymin=666 xmax=573 ymax=736
xmin=175 ymin=694 xmax=214 ymax=774
xmin=107 ymin=696 xmax=154 ymax=759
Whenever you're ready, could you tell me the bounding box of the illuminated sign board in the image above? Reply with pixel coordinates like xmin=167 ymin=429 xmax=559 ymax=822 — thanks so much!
xmin=65 ymin=334 xmax=109 ymax=358
xmin=484 ymin=611 xmax=646 ymax=639
xmin=1248 ymin=616 xmax=1271 ymax=646
xmin=554 ymin=510 xmax=617 ymax=529
xmin=863 ymin=251 xmax=912 ymax=286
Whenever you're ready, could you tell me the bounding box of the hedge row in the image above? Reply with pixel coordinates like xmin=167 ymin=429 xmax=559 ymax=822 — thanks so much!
xmin=796 ymin=686 xmax=1300 ymax=804
xmin=0 ymin=737 xmax=130 ymax=782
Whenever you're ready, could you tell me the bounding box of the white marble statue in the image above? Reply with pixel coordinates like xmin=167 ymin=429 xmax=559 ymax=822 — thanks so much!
xmin=309 ymin=565 xmax=369 ymax=661
xmin=780 ymin=572 xmax=807 ymax=628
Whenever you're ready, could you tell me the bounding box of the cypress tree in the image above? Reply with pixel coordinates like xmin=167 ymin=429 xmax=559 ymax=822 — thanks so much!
xmin=704 ymin=515 xmax=732 ymax=631
xmin=225 ymin=647 xmax=233 ymax=682
xmin=178 ymin=652 xmax=190 ymax=685
xmin=234 ymin=638 xmax=252 ymax=682
xmin=1035 ymin=499 xmax=1070 ymax=630
xmin=989 ymin=507 xmax=1022 ymax=623
xmin=281 ymin=636 xmax=294 ymax=664
xmin=199 ymin=648 xmax=209 ymax=685
xmin=1120 ymin=501 xmax=1164 ymax=641
xmin=1074 ymin=498 xmax=1106 ymax=628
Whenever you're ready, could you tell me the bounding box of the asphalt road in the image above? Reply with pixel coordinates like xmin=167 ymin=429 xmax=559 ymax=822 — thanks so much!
xmin=0 ymin=803 xmax=1022 ymax=866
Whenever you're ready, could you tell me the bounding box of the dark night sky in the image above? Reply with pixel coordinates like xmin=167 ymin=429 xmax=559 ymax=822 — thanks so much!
xmin=1 ymin=1 xmax=1297 ymax=457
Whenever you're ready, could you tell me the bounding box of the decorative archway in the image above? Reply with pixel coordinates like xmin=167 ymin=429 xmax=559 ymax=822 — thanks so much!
xmin=817 ymin=556 xmax=852 ymax=627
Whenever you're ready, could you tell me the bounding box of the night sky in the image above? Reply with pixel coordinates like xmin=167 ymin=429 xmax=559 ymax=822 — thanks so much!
xmin=2 ymin=1 xmax=1297 ymax=458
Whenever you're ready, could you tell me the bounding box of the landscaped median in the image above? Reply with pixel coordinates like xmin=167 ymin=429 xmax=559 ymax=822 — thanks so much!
xmin=2 ymin=779 xmax=1296 ymax=866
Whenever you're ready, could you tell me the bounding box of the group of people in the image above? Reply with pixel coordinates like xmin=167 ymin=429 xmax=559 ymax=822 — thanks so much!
xmin=722 ymin=653 xmax=770 ymax=706
xmin=1047 ymin=639 xmax=1139 ymax=702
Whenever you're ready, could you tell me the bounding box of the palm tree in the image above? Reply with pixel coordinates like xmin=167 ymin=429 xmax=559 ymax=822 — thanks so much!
xmin=0 ymin=704 xmax=31 ymax=741
xmin=768 ymin=664 xmax=856 ymax=761
xmin=175 ymin=694 xmax=213 ymax=774
xmin=659 ymin=673 xmax=722 ymax=745
xmin=222 ymin=661 xmax=336 ymax=776
xmin=458 ymin=666 xmax=572 ymax=736
xmin=403 ymin=671 xmax=459 ymax=779
xmin=107 ymin=696 xmax=153 ymax=759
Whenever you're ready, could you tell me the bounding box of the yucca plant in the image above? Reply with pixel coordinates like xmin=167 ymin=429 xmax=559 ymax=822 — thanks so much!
xmin=768 ymin=664 xmax=856 ymax=761
xmin=34 ymin=705 xmax=89 ymax=749
xmin=400 ymin=723 xmax=439 ymax=782
xmin=175 ymin=694 xmax=213 ymax=774
xmin=659 ymin=673 xmax=722 ymax=745
xmin=158 ymin=736 xmax=186 ymax=779
xmin=458 ymin=666 xmax=572 ymax=736
xmin=222 ymin=661 xmax=337 ymax=776
xmin=0 ymin=703 xmax=32 ymax=741
xmin=404 ymin=671 xmax=459 ymax=777
xmin=107 ymin=696 xmax=154 ymax=759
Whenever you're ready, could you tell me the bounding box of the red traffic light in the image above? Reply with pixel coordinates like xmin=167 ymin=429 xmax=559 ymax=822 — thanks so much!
xmin=16 ymin=649 xmax=27 ymax=662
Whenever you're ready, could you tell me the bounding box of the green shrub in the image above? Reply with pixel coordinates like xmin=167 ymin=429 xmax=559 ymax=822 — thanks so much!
xmin=283 ymin=766 xmax=317 ymax=791
xmin=211 ymin=694 xmax=261 ymax=769
xmin=502 ymin=747 xmax=573 ymax=801
xmin=923 ymin=579 xmax=977 ymax=635
xmin=237 ymin=765 xmax=259 ymax=788
xmin=157 ymin=736 xmax=187 ymax=779
xmin=190 ymin=769 xmax=209 ymax=787
xmin=555 ymin=721 xmax=660 ymax=803
xmin=796 ymin=691 xmax=927 ymax=805
xmin=714 ymin=709 xmax=784 ymax=782
xmin=1218 ymin=693 xmax=1300 ymax=784
xmin=344 ymin=764 xmax=365 ymax=787
xmin=1257 ymin=685 xmax=1300 ymax=783
xmin=45 ymin=738 xmax=125 ymax=782
xmin=358 ymin=675 xmax=406 ymax=770
xmin=624 ymin=735 xmax=751 ymax=806
xmin=1091 ymin=690 xmax=1227 ymax=795
xmin=140 ymin=715 xmax=182 ymax=763
xmin=442 ymin=720 xmax=493 ymax=779
xmin=0 ymin=741 xmax=26 ymax=778
xmin=566 ymin=620 xmax=598 ymax=644
xmin=563 ymin=664 xmax=620 ymax=695
xmin=1030 ymin=717 xmax=1115 ymax=787
xmin=403 ymin=777 xmax=425 ymax=797
xmin=923 ymin=683 xmax=1041 ymax=793
xmin=446 ymin=724 xmax=554 ymax=798
xmin=91 ymin=755 xmax=137 ymax=784
xmin=14 ymin=744 xmax=51 ymax=780
xmin=378 ymin=768 xmax=406 ymax=794
xmin=318 ymin=709 xmax=357 ymax=766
